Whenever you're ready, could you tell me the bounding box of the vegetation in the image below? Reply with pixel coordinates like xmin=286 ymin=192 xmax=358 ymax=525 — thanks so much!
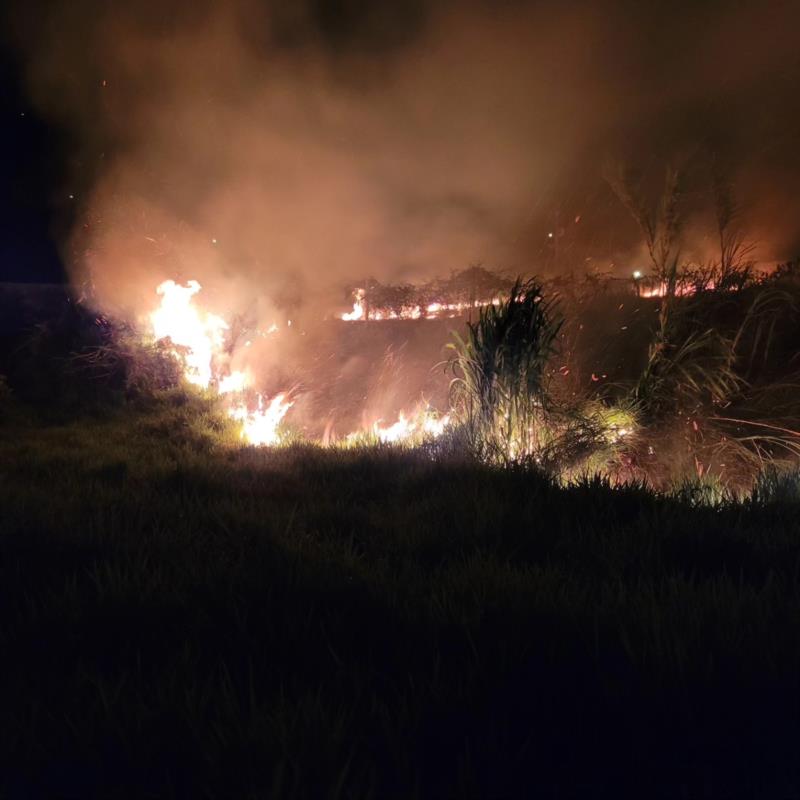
xmin=446 ymin=277 xmax=562 ymax=462
xmin=601 ymin=160 xmax=800 ymax=487
xmin=4 ymin=238 xmax=800 ymax=795
xmin=3 ymin=395 xmax=800 ymax=797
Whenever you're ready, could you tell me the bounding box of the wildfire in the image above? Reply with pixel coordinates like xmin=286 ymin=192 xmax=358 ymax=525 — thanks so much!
xmin=341 ymin=288 xmax=366 ymax=321
xmin=339 ymin=289 xmax=502 ymax=321
xmin=150 ymin=280 xmax=227 ymax=388
xmin=229 ymin=393 xmax=293 ymax=446
xmin=374 ymin=412 xmax=415 ymax=443
xmin=148 ymin=279 xmax=450 ymax=449
xmin=636 ymin=279 xmax=708 ymax=298
xmin=351 ymin=406 xmax=451 ymax=444
xmin=218 ymin=370 xmax=249 ymax=394
xmin=148 ymin=280 xmax=291 ymax=446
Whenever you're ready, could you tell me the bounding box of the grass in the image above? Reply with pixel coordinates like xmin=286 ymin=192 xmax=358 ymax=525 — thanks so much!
xmin=2 ymin=395 xmax=800 ymax=797
xmin=447 ymin=277 xmax=563 ymax=463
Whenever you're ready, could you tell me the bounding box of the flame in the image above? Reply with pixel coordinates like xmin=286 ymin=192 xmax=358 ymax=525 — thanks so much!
xmin=373 ymin=409 xmax=451 ymax=443
xmin=229 ymin=393 xmax=293 ymax=446
xmin=148 ymin=279 xmax=291 ymax=446
xmin=218 ymin=370 xmax=249 ymax=394
xmin=341 ymin=289 xmax=365 ymax=321
xmin=373 ymin=412 xmax=414 ymax=443
xmin=420 ymin=413 xmax=451 ymax=438
xmin=638 ymin=281 xmax=703 ymax=298
xmin=150 ymin=280 xmax=228 ymax=387
xmin=340 ymin=289 xmax=501 ymax=322
xmin=355 ymin=406 xmax=451 ymax=444
xmin=149 ymin=280 xmax=453 ymax=449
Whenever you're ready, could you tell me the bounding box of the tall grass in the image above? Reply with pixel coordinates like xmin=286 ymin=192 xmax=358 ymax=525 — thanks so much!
xmin=445 ymin=278 xmax=642 ymax=478
xmin=446 ymin=277 xmax=562 ymax=461
xmin=3 ymin=402 xmax=800 ymax=797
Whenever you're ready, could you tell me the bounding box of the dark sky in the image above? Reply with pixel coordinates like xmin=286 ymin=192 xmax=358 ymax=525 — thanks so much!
xmin=2 ymin=0 xmax=800 ymax=290
xmin=0 ymin=50 xmax=66 ymax=282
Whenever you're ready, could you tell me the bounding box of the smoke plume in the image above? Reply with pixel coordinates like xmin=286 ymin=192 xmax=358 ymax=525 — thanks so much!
xmin=6 ymin=0 xmax=800 ymax=313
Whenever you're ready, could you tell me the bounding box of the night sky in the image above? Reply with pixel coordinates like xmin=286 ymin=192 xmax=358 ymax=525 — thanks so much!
xmin=2 ymin=0 xmax=800 ymax=289
xmin=0 ymin=50 xmax=66 ymax=283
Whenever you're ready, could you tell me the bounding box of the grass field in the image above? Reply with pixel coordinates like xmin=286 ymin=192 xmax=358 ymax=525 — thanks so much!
xmin=2 ymin=392 xmax=800 ymax=797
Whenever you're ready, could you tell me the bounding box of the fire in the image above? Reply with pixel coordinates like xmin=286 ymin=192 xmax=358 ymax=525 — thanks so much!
xmin=339 ymin=288 xmax=502 ymax=322
xmin=637 ymin=280 xmax=707 ymax=298
xmin=149 ymin=279 xmax=452 ymax=449
xmin=420 ymin=413 xmax=451 ymax=438
xmin=150 ymin=280 xmax=228 ymax=388
xmin=373 ymin=412 xmax=414 ymax=443
xmin=229 ymin=393 xmax=293 ymax=446
xmin=341 ymin=289 xmax=365 ymax=321
xmin=359 ymin=406 xmax=451 ymax=444
xmin=148 ymin=280 xmax=291 ymax=446
xmin=218 ymin=370 xmax=249 ymax=394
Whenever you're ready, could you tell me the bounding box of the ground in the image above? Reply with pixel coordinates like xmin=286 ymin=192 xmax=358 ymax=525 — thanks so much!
xmin=1 ymin=395 xmax=800 ymax=798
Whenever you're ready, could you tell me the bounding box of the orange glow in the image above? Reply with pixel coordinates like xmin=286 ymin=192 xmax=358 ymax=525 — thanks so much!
xmin=150 ymin=280 xmax=228 ymax=388
xmin=148 ymin=280 xmax=453 ymax=448
xmin=340 ymin=289 xmax=502 ymax=321
xmin=341 ymin=289 xmax=366 ymax=321
xmin=354 ymin=406 xmax=451 ymax=444
xmin=229 ymin=393 xmax=293 ymax=446
xmin=148 ymin=279 xmax=292 ymax=446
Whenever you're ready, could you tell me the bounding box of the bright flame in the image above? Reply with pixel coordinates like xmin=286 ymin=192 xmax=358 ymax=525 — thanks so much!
xmin=148 ymin=280 xmax=292 ymax=446
xmin=150 ymin=280 xmax=228 ymax=388
xmin=420 ymin=413 xmax=451 ymax=438
xmin=355 ymin=406 xmax=451 ymax=444
xmin=218 ymin=370 xmax=249 ymax=394
xmin=341 ymin=289 xmax=365 ymax=321
xmin=639 ymin=281 xmax=702 ymax=298
xmin=374 ymin=412 xmax=414 ymax=443
xmin=149 ymin=280 xmax=452 ymax=449
xmin=340 ymin=289 xmax=501 ymax=322
xmin=229 ymin=394 xmax=293 ymax=446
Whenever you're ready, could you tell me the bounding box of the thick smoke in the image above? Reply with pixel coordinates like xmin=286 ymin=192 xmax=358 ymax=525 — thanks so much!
xmin=7 ymin=0 xmax=800 ymax=313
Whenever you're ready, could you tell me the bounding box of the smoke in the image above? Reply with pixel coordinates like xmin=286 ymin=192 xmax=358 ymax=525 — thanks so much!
xmin=7 ymin=0 xmax=800 ymax=312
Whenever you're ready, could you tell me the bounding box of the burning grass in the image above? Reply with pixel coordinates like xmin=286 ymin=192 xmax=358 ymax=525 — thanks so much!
xmin=6 ymin=262 xmax=800 ymax=493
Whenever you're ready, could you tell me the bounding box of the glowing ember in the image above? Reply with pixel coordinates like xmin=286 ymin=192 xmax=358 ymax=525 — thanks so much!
xmin=229 ymin=393 xmax=293 ymax=446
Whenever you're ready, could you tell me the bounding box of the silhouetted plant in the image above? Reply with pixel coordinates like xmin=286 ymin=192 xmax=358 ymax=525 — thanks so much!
xmin=447 ymin=277 xmax=562 ymax=460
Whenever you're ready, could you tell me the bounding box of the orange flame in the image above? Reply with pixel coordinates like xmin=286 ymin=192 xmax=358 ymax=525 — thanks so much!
xmin=150 ymin=280 xmax=227 ymax=388
xmin=229 ymin=393 xmax=293 ymax=446
xmin=149 ymin=280 xmax=451 ymax=448
xmin=148 ymin=279 xmax=291 ymax=446
xmin=340 ymin=288 xmax=502 ymax=322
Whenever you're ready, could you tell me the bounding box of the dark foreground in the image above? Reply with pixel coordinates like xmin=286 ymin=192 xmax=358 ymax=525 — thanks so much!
xmin=2 ymin=397 xmax=800 ymax=798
